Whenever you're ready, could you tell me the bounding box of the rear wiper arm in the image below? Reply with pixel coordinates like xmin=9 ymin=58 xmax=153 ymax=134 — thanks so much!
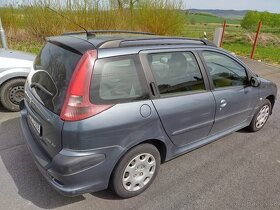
xmin=30 ymin=82 xmax=54 ymax=97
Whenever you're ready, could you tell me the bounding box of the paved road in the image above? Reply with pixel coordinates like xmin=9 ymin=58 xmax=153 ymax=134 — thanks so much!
xmin=0 ymin=59 xmax=280 ymax=210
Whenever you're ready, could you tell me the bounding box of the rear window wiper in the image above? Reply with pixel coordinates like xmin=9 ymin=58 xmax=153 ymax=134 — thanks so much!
xmin=30 ymin=82 xmax=54 ymax=97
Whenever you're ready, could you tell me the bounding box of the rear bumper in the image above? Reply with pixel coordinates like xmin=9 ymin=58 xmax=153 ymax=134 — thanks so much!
xmin=20 ymin=106 xmax=125 ymax=196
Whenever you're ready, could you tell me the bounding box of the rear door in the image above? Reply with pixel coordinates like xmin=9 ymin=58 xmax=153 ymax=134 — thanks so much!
xmin=140 ymin=49 xmax=216 ymax=147
xmin=25 ymin=42 xmax=82 ymax=157
xmin=199 ymin=50 xmax=259 ymax=134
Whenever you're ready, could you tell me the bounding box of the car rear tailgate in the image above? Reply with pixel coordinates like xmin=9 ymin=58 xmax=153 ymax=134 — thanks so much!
xmin=24 ymin=83 xmax=64 ymax=158
xmin=21 ymin=40 xmax=85 ymax=158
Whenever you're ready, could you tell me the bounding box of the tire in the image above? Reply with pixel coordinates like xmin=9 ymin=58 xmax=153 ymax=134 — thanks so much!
xmin=0 ymin=78 xmax=26 ymax=112
xmin=112 ymin=144 xmax=161 ymax=198
xmin=248 ymin=99 xmax=271 ymax=132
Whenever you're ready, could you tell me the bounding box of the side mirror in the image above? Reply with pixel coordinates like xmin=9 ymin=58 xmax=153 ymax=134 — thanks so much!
xmin=250 ymin=77 xmax=261 ymax=87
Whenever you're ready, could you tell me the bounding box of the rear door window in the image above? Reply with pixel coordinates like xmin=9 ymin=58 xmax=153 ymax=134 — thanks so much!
xmin=147 ymin=51 xmax=205 ymax=96
xmin=90 ymin=55 xmax=148 ymax=104
xmin=33 ymin=42 xmax=81 ymax=114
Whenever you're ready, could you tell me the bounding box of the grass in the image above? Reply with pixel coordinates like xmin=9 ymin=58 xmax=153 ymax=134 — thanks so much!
xmin=188 ymin=14 xmax=242 ymax=25
xmin=182 ymin=24 xmax=243 ymax=42
xmin=181 ymin=24 xmax=280 ymax=65
xmin=223 ymin=43 xmax=280 ymax=65
xmin=7 ymin=39 xmax=44 ymax=55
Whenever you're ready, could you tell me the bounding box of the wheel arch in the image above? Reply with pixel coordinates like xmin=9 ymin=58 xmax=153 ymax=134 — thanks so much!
xmin=0 ymin=77 xmax=27 ymax=111
xmin=0 ymin=76 xmax=27 ymax=88
xmin=266 ymin=95 xmax=275 ymax=113
xmin=108 ymin=138 xmax=167 ymax=188
xmin=138 ymin=139 xmax=167 ymax=163
xmin=0 ymin=68 xmax=29 ymax=87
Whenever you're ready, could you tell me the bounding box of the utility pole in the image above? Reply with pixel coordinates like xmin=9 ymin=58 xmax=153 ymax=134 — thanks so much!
xmin=0 ymin=18 xmax=8 ymax=49
xmin=250 ymin=21 xmax=262 ymax=59
xmin=220 ymin=20 xmax=226 ymax=47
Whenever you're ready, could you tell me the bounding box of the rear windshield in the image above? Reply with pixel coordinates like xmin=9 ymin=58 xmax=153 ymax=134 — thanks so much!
xmin=32 ymin=42 xmax=81 ymax=114
xmin=90 ymin=55 xmax=148 ymax=104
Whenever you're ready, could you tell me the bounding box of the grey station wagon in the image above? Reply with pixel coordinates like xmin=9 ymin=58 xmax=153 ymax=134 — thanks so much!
xmin=20 ymin=31 xmax=277 ymax=198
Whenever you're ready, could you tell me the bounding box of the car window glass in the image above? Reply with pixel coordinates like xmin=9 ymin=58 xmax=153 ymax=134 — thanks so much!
xmin=90 ymin=55 xmax=148 ymax=104
xmin=202 ymin=51 xmax=248 ymax=88
xmin=148 ymin=52 xmax=205 ymax=96
xmin=33 ymin=42 xmax=81 ymax=114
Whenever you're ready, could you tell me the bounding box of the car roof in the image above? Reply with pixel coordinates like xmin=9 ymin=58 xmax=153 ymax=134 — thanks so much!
xmin=47 ymin=30 xmax=218 ymax=56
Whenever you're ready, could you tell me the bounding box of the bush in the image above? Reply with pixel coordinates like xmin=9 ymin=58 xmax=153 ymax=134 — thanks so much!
xmin=1 ymin=0 xmax=186 ymax=39
xmin=241 ymin=11 xmax=280 ymax=30
xmin=135 ymin=0 xmax=185 ymax=35
xmin=0 ymin=7 xmax=23 ymax=29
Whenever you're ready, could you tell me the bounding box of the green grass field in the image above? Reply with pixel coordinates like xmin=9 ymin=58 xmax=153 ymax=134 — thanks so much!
xmin=223 ymin=43 xmax=280 ymax=65
xmin=181 ymin=22 xmax=280 ymax=65
xmin=7 ymin=39 xmax=43 ymax=55
xmin=188 ymin=14 xmax=242 ymax=25
xmin=182 ymin=24 xmax=243 ymax=42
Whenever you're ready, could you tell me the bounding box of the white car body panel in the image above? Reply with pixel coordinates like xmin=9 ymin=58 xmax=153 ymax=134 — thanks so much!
xmin=0 ymin=49 xmax=35 ymax=86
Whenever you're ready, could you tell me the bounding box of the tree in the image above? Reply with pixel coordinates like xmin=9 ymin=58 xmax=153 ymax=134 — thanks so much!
xmin=241 ymin=11 xmax=280 ymax=29
xmin=241 ymin=11 xmax=260 ymax=29
xmin=110 ymin=0 xmax=139 ymax=10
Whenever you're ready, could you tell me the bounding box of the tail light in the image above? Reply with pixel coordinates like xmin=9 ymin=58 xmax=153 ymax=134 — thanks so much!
xmin=60 ymin=50 xmax=112 ymax=121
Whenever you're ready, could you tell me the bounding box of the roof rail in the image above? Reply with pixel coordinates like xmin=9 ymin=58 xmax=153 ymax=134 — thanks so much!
xmin=63 ymin=30 xmax=155 ymax=36
xmin=118 ymin=37 xmax=217 ymax=47
xmin=97 ymin=37 xmax=216 ymax=48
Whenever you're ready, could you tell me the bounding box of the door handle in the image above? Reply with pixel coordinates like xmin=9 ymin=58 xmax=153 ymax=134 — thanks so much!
xmin=220 ymin=99 xmax=227 ymax=108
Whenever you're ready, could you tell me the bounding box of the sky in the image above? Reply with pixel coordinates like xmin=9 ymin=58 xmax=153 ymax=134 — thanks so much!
xmin=0 ymin=0 xmax=279 ymax=13
xmin=184 ymin=0 xmax=280 ymax=13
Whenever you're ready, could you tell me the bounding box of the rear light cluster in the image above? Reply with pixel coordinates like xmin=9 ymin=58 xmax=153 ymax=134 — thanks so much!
xmin=60 ymin=50 xmax=112 ymax=121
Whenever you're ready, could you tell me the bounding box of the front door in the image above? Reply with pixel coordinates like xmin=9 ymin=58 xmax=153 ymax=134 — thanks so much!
xmin=200 ymin=50 xmax=259 ymax=134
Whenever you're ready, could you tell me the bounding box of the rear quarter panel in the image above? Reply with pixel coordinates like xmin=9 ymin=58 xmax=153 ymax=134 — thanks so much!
xmin=62 ymin=100 xmax=173 ymax=158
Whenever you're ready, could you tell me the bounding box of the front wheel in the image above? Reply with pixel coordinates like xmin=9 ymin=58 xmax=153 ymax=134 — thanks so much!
xmin=248 ymin=99 xmax=271 ymax=132
xmin=112 ymin=144 xmax=161 ymax=198
xmin=0 ymin=78 xmax=26 ymax=112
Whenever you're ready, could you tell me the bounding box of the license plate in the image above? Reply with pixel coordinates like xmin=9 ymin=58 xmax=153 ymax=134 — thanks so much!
xmin=28 ymin=114 xmax=41 ymax=136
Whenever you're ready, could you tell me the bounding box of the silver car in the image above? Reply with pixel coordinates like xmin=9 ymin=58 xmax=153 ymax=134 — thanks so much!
xmin=0 ymin=48 xmax=35 ymax=111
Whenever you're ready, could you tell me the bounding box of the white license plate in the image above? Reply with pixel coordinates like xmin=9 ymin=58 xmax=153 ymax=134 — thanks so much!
xmin=28 ymin=115 xmax=41 ymax=135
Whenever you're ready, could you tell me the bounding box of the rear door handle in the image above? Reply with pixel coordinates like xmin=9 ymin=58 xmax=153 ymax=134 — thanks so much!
xmin=220 ymin=99 xmax=227 ymax=108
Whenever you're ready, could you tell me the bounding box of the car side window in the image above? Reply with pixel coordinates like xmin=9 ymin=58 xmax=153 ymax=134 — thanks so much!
xmin=90 ymin=55 xmax=148 ymax=104
xmin=202 ymin=51 xmax=248 ymax=88
xmin=147 ymin=52 xmax=205 ymax=96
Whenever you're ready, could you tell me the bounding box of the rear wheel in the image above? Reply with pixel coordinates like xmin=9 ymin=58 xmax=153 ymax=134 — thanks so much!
xmin=112 ymin=144 xmax=161 ymax=198
xmin=0 ymin=78 xmax=26 ymax=112
xmin=248 ymin=99 xmax=271 ymax=132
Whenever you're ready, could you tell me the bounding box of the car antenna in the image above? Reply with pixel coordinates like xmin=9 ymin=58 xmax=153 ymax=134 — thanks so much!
xmin=46 ymin=7 xmax=91 ymax=38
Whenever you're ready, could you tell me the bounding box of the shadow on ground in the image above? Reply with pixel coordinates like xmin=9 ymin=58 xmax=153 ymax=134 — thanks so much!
xmin=0 ymin=104 xmax=10 ymax=113
xmin=91 ymin=190 xmax=122 ymax=200
xmin=0 ymin=116 xmax=85 ymax=209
